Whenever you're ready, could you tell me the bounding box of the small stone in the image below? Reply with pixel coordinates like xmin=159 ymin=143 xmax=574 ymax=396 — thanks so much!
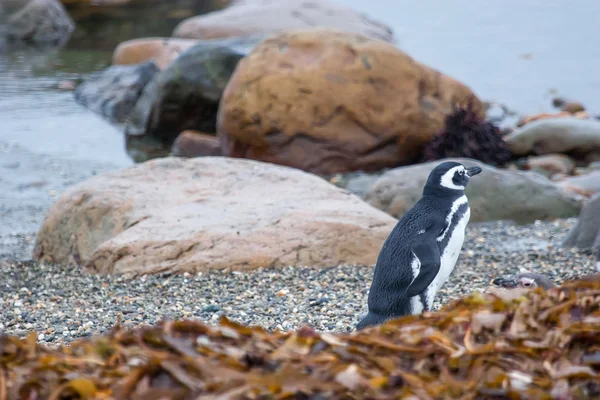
xmin=203 ymin=305 xmax=220 ymax=313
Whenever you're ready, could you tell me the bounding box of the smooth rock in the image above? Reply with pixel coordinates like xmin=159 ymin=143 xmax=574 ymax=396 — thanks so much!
xmin=171 ymin=130 xmax=221 ymax=157
xmin=504 ymin=118 xmax=600 ymax=164
xmin=0 ymin=0 xmax=74 ymax=48
xmin=516 ymin=111 xmax=589 ymax=127
xmin=124 ymin=34 xmax=263 ymax=161
xmin=33 ymin=157 xmax=397 ymax=274
xmin=364 ymin=158 xmax=583 ymax=224
xmin=524 ymin=154 xmax=576 ymax=178
xmin=562 ymin=193 xmax=600 ymax=251
xmin=173 ymin=0 xmax=395 ymax=43
xmin=561 ymin=101 xmax=586 ymax=114
xmin=74 ymin=60 xmax=160 ymax=123
xmin=217 ymin=28 xmax=483 ymax=175
xmin=588 ymin=161 xmax=600 ymax=170
xmin=556 ymin=171 xmax=600 ymax=198
xmin=112 ymin=37 xmax=199 ymax=70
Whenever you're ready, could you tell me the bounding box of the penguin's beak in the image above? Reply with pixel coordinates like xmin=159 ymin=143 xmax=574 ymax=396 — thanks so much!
xmin=466 ymin=166 xmax=482 ymax=177
xmin=491 ymin=275 xmax=517 ymax=288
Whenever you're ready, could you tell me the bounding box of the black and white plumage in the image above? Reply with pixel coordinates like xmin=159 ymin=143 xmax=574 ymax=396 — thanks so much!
xmin=356 ymin=161 xmax=482 ymax=330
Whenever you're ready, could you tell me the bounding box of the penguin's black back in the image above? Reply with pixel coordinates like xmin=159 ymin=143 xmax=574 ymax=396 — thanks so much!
xmin=359 ymin=192 xmax=461 ymax=328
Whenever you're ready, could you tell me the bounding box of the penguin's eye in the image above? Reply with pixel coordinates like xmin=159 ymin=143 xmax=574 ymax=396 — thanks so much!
xmin=522 ymin=281 xmax=532 ymax=287
xmin=458 ymin=170 xmax=465 ymax=176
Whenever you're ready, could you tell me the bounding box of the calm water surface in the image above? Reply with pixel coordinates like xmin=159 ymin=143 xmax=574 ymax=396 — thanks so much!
xmin=1 ymin=0 xmax=600 ymax=165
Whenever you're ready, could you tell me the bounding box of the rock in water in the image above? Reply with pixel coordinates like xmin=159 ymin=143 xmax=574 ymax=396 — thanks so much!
xmin=33 ymin=157 xmax=397 ymax=275
xmin=504 ymin=117 xmax=600 ymax=165
xmin=562 ymin=193 xmax=600 ymax=252
xmin=364 ymin=158 xmax=583 ymax=224
xmin=217 ymin=28 xmax=483 ymax=175
xmin=172 ymin=0 xmax=395 ymax=43
xmin=0 ymin=0 xmax=74 ymax=49
xmin=124 ymin=35 xmax=263 ymax=162
xmin=112 ymin=37 xmax=200 ymax=70
xmin=74 ymin=61 xmax=160 ymax=123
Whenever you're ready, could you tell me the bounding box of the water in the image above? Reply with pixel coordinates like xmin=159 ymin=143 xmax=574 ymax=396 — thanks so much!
xmin=340 ymin=0 xmax=600 ymax=115
xmin=2 ymin=0 xmax=600 ymax=166
xmin=0 ymin=48 xmax=131 ymax=166
xmin=0 ymin=0 xmax=222 ymax=167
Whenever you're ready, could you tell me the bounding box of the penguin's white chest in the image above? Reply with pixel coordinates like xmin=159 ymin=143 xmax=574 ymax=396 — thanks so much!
xmin=425 ymin=197 xmax=470 ymax=309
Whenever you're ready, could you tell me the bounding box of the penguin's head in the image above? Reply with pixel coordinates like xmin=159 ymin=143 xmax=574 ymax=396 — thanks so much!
xmin=491 ymin=272 xmax=555 ymax=290
xmin=424 ymin=161 xmax=482 ymax=194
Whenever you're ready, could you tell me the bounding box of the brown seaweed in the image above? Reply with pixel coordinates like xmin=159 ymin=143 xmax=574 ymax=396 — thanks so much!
xmin=2 ymin=279 xmax=600 ymax=399
xmin=422 ymin=101 xmax=513 ymax=167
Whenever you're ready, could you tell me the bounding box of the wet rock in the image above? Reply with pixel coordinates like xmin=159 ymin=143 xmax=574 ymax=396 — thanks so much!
xmin=74 ymin=60 xmax=159 ymax=123
xmin=556 ymin=171 xmax=600 ymax=198
xmin=124 ymin=34 xmax=263 ymax=161
xmin=218 ymin=28 xmax=483 ymax=175
xmin=112 ymin=37 xmax=199 ymax=70
xmin=516 ymin=111 xmax=589 ymax=127
xmin=171 ymin=130 xmax=221 ymax=157
xmin=364 ymin=157 xmax=583 ymax=224
xmin=561 ymin=101 xmax=586 ymax=114
xmin=588 ymin=161 xmax=600 ymax=170
xmin=33 ymin=157 xmax=397 ymax=274
xmin=504 ymin=117 xmax=600 ymax=165
xmin=562 ymin=193 xmax=600 ymax=252
xmin=552 ymin=97 xmax=586 ymax=113
xmin=524 ymin=154 xmax=576 ymax=178
xmin=0 ymin=0 xmax=74 ymax=49
xmin=173 ymin=0 xmax=395 ymax=43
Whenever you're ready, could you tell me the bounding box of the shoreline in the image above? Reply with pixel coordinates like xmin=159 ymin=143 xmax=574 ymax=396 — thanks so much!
xmin=1 ymin=216 xmax=595 ymax=346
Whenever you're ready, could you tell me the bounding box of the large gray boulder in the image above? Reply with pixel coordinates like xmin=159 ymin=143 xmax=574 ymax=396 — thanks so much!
xmin=364 ymin=158 xmax=584 ymax=224
xmin=0 ymin=0 xmax=74 ymax=50
xmin=562 ymin=194 xmax=600 ymax=250
xmin=124 ymin=34 xmax=264 ymax=162
xmin=503 ymin=118 xmax=600 ymax=165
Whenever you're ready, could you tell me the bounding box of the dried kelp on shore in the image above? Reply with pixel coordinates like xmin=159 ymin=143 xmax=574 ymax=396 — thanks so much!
xmin=2 ymin=280 xmax=600 ymax=400
xmin=422 ymin=101 xmax=513 ymax=167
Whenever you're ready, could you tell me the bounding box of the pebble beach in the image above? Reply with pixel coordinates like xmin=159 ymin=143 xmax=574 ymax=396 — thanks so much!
xmin=1 ymin=217 xmax=595 ymax=347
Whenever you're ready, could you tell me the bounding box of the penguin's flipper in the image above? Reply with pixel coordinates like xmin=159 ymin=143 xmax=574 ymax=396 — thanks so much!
xmin=405 ymin=240 xmax=441 ymax=298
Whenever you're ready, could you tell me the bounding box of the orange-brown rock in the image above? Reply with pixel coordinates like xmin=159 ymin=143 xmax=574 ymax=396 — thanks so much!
xmin=517 ymin=111 xmax=589 ymax=127
xmin=172 ymin=0 xmax=395 ymax=43
xmin=171 ymin=130 xmax=221 ymax=157
xmin=217 ymin=28 xmax=484 ymax=175
xmin=33 ymin=157 xmax=397 ymax=274
xmin=112 ymin=37 xmax=198 ymax=70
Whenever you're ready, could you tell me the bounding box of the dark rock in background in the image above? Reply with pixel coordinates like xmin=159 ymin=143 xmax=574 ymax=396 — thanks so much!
xmin=74 ymin=60 xmax=159 ymax=123
xmin=124 ymin=34 xmax=263 ymax=162
xmin=0 ymin=0 xmax=74 ymax=51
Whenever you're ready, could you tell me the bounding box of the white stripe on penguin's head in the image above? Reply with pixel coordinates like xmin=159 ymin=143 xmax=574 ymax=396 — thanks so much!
xmin=440 ymin=165 xmax=466 ymax=190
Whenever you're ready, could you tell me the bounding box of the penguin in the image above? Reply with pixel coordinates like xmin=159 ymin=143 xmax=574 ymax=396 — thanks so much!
xmin=356 ymin=161 xmax=482 ymax=330
xmin=491 ymin=272 xmax=556 ymax=290
xmin=492 ymin=271 xmax=600 ymax=290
